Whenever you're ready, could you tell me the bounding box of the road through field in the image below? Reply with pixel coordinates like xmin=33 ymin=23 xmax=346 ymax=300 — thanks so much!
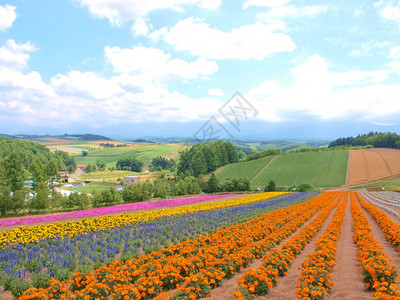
xmin=250 ymin=155 xmax=278 ymax=184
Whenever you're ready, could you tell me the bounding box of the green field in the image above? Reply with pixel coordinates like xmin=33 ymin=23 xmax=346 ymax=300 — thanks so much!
xmin=74 ymin=143 xmax=185 ymax=168
xmin=215 ymin=155 xmax=277 ymax=182
xmin=252 ymin=150 xmax=349 ymax=188
xmin=80 ymin=170 xmax=145 ymax=180
xmin=72 ymin=183 xmax=117 ymax=194
xmin=216 ymin=150 xmax=349 ymax=188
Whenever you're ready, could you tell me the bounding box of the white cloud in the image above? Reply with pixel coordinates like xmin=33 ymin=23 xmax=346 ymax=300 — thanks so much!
xmin=105 ymin=46 xmax=218 ymax=79
xmin=131 ymin=18 xmax=150 ymax=36
xmin=349 ymin=40 xmax=391 ymax=57
xmin=246 ymin=54 xmax=397 ymax=122
xmin=0 ymin=5 xmax=17 ymax=31
xmin=0 ymin=39 xmax=37 ymax=70
xmin=0 ymin=68 xmax=53 ymax=96
xmin=155 ymin=18 xmax=295 ymax=60
xmin=51 ymin=71 xmax=125 ymax=99
xmin=258 ymin=5 xmax=329 ymax=19
xmin=389 ymin=46 xmax=400 ymax=58
xmin=381 ymin=2 xmax=400 ymax=22
xmin=75 ymin=0 xmax=221 ymax=36
xmin=208 ymin=88 xmax=224 ymax=96
xmin=243 ymin=0 xmax=289 ymax=9
xmin=198 ymin=0 xmax=221 ymax=9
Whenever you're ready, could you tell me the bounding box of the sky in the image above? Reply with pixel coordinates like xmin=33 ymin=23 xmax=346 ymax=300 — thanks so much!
xmin=0 ymin=0 xmax=400 ymax=140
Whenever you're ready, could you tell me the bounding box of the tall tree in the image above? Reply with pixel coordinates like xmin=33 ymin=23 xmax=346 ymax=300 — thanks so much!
xmin=29 ymin=182 xmax=49 ymax=211
xmin=3 ymin=152 xmax=25 ymax=192
xmin=47 ymin=159 xmax=59 ymax=206
xmin=204 ymin=173 xmax=220 ymax=193
xmin=29 ymin=158 xmax=46 ymax=190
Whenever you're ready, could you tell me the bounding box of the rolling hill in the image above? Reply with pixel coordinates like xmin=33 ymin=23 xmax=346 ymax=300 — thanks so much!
xmin=74 ymin=143 xmax=187 ymax=168
xmin=216 ymin=149 xmax=349 ymax=188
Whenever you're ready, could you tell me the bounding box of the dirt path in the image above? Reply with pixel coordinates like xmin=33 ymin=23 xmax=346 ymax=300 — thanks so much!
xmin=201 ymin=203 xmax=322 ymax=300
xmin=250 ymin=155 xmax=278 ymax=184
xmin=257 ymin=198 xmax=341 ymax=300
xmin=326 ymin=198 xmax=371 ymax=300
xmin=356 ymin=198 xmax=400 ymax=273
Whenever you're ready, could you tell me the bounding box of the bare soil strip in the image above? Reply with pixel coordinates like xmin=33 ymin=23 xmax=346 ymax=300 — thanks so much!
xmin=200 ymin=202 xmax=322 ymax=300
xmin=356 ymin=197 xmax=400 ymax=273
xmin=325 ymin=199 xmax=372 ymax=300
xmin=256 ymin=198 xmax=341 ymax=300
xmin=347 ymin=148 xmax=400 ymax=186
xmin=250 ymin=155 xmax=278 ymax=184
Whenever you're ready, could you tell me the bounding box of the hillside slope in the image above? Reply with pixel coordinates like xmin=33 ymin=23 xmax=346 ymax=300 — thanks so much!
xmin=252 ymin=150 xmax=348 ymax=188
xmin=216 ymin=149 xmax=349 ymax=188
xmin=215 ymin=155 xmax=277 ymax=182
xmin=347 ymin=148 xmax=400 ymax=185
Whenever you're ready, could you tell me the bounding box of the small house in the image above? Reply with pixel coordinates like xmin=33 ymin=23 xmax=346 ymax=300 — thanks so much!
xmin=123 ymin=176 xmax=140 ymax=186
xmin=59 ymin=171 xmax=69 ymax=183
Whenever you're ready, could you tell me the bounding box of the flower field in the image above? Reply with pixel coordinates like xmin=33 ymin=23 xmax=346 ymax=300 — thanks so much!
xmin=0 ymin=191 xmax=400 ymax=300
xmin=0 ymin=194 xmax=242 ymax=228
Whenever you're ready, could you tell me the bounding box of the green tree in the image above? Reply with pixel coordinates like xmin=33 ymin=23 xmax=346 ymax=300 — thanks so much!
xmin=204 ymin=173 xmax=220 ymax=193
xmin=184 ymin=176 xmax=201 ymax=194
xmin=116 ymin=158 xmax=143 ymax=172
xmin=122 ymin=182 xmax=152 ymax=203
xmin=29 ymin=158 xmax=46 ymax=188
xmin=11 ymin=188 xmax=27 ymax=213
xmin=150 ymin=156 xmax=174 ymax=170
xmin=46 ymin=159 xmax=59 ymax=206
xmin=153 ymin=180 xmax=167 ymax=198
xmin=29 ymin=182 xmax=49 ymax=211
xmin=85 ymin=163 xmax=97 ymax=173
xmin=0 ymin=186 xmax=12 ymax=216
xmin=3 ymin=152 xmax=25 ymax=192
xmin=297 ymin=183 xmax=314 ymax=192
xmin=96 ymin=160 xmax=106 ymax=171
xmin=265 ymin=180 xmax=276 ymax=192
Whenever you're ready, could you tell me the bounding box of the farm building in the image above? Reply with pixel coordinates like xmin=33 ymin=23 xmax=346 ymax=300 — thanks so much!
xmin=123 ymin=176 xmax=140 ymax=186
xmin=76 ymin=165 xmax=87 ymax=170
xmin=59 ymin=171 xmax=69 ymax=183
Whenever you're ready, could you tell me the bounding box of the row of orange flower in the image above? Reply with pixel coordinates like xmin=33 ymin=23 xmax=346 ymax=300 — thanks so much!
xmin=295 ymin=192 xmax=348 ymax=300
xmin=158 ymin=193 xmax=339 ymax=300
xmin=357 ymin=192 xmax=400 ymax=254
xmin=229 ymin=192 xmax=344 ymax=299
xmin=18 ymin=193 xmax=334 ymax=300
xmin=351 ymin=192 xmax=400 ymax=300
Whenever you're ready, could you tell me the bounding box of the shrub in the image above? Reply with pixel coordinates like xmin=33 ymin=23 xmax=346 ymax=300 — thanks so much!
xmin=297 ymin=183 xmax=314 ymax=192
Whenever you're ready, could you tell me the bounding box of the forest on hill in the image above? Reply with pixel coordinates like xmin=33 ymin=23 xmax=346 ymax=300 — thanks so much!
xmin=329 ymin=132 xmax=400 ymax=149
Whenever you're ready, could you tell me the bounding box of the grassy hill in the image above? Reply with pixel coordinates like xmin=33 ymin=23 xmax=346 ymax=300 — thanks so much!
xmin=252 ymin=150 xmax=348 ymax=188
xmin=74 ymin=143 xmax=186 ymax=168
xmin=215 ymin=155 xmax=277 ymax=182
xmin=216 ymin=149 xmax=349 ymax=188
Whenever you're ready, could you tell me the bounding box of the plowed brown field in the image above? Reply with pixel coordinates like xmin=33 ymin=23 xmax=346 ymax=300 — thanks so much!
xmin=347 ymin=148 xmax=400 ymax=185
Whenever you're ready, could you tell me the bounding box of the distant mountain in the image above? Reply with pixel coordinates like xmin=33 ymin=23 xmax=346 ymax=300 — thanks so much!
xmin=0 ymin=134 xmax=20 ymax=139
xmin=130 ymin=138 xmax=155 ymax=143
xmin=65 ymin=134 xmax=111 ymax=141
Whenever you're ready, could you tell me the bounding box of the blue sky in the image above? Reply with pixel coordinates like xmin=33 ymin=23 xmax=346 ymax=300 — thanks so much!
xmin=0 ymin=0 xmax=400 ymax=140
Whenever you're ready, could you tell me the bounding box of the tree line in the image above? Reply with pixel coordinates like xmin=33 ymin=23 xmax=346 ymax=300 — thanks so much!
xmin=328 ymin=132 xmax=400 ymax=149
xmin=0 ymin=138 xmax=77 ymax=216
xmin=177 ymin=141 xmax=238 ymax=176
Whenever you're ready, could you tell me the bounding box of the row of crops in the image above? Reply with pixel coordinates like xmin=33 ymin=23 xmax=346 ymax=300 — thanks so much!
xmin=1 ymin=190 xmax=400 ymax=299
